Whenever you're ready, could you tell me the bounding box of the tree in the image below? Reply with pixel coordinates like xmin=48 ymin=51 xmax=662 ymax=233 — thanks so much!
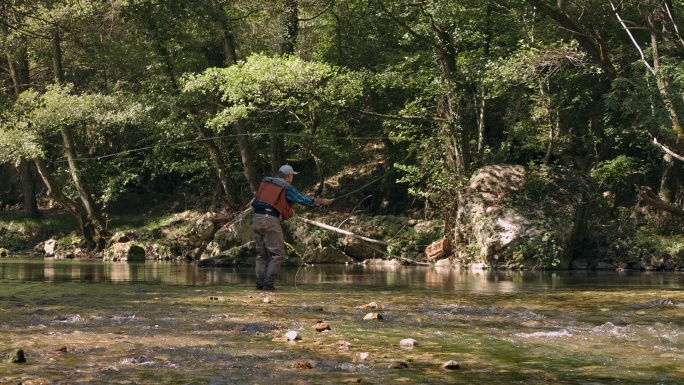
xmin=1 ymin=0 xmax=39 ymax=217
xmin=524 ymin=0 xmax=684 ymax=202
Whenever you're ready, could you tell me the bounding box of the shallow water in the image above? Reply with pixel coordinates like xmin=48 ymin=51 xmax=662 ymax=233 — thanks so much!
xmin=1 ymin=258 xmax=683 ymax=384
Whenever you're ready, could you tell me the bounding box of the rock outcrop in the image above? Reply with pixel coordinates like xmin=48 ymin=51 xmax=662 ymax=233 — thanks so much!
xmin=456 ymin=164 xmax=589 ymax=269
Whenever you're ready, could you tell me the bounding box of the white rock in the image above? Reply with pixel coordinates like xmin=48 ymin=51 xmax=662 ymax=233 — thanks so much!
xmin=400 ymin=338 xmax=417 ymax=348
xmin=363 ymin=312 xmax=383 ymax=320
xmin=442 ymin=360 xmax=460 ymax=370
xmin=285 ymin=330 xmax=300 ymax=341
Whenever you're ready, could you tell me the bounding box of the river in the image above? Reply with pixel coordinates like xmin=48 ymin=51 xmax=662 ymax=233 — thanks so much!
xmin=1 ymin=257 xmax=683 ymax=384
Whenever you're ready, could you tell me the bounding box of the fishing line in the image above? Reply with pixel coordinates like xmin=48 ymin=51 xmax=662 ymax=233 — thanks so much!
xmin=331 ymin=169 xmax=392 ymax=201
xmin=336 ymin=195 xmax=371 ymax=228
xmin=293 ymin=169 xmax=391 ymax=289
xmin=54 ymin=132 xmax=394 ymax=163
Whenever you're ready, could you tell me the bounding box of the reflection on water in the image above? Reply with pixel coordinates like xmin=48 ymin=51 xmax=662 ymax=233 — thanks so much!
xmin=1 ymin=257 xmax=683 ymax=292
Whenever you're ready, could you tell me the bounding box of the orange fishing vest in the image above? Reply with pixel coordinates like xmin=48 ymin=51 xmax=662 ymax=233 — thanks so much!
xmin=255 ymin=177 xmax=294 ymax=220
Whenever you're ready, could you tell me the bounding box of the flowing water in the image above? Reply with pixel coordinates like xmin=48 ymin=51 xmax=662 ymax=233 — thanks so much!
xmin=1 ymin=257 xmax=683 ymax=384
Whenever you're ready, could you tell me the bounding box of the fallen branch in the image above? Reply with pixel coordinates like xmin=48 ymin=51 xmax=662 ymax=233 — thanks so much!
xmin=636 ymin=185 xmax=684 ymax=217
xmin=297 ymin=216 xmax=430 ymax=265
xmin=297 ymin=217 xmax=389 ymax=246
xmin=653 ymin=138 xmax=684 ymax=162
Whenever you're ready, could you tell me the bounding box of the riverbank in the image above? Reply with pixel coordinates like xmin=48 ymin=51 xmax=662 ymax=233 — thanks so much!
xmin=3 ymin=202 xmax=684 ymax=271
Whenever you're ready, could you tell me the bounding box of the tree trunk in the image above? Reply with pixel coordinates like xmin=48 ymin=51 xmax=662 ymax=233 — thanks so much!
xmin=434 ymin=26 xmax=469 ymax=177
xmin=235 ymin=119 xmax=260 ymax=193
xmin=541 ymin=80 xmax=557 ymax=164
xmin=51 ymin=27 xmax=106 ymax=240
xmin=281 ymin=0 xmax=299 ymax=55
xmin=211 ymin=4 xmax=260 ymax=193
xmin=19 ymin=159 xmax=39 ymax=218
xmin=659 ymin=153 xmax=676 ymax=204
xmin=196 ymin=123 xmax=241 ymax=207
xmin=3 ymin=8 xmax=39 ymax=218
xmin=61 ymin=127 xmax=106 ymax=233
xmin=51 ymin=29 xmax=64 ymax=83
xmin=33 ymin=158 xmax=98 ymax=248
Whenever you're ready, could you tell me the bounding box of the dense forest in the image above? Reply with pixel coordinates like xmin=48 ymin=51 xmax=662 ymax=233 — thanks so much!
xmin=2 ymin=0 xmax=684 ymax=261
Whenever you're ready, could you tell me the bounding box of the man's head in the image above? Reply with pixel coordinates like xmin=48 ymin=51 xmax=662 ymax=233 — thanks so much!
xmin=278 ymin=164 xmax=298 ymax=182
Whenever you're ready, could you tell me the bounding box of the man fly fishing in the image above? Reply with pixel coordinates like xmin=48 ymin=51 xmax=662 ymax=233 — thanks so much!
xmin=251 ymin=164 xmax=334 ymax=291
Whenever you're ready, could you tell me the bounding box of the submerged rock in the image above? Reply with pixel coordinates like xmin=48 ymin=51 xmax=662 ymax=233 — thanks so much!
xmin=103 ymin=242 xmax=145 ymax=262
xmin=357 ymin=301 xmax=379 ymax=309
xmin=337 ymin=340 xmax=352 ymax=350
xmin=354 ymin=352 xmax=374 ymax=362
xmin=399 ymin=338 xmax=417 ymax=348
xmin=5 ymin=349 xmax=26 ymax=363
xmin=442 ymin=360 xmax=460 ymax=370
xmin=388 ymin=361 xmax=408 ymax=369
xmin=314 ymin=322 xmax=330 ymax=332
xmin=293 ymin=360 xmax=314 ymax=369
xmin=363 ymin=313 xmax=383 ymax=320
xmin=285 ymin=330 xmax=301 ymax=341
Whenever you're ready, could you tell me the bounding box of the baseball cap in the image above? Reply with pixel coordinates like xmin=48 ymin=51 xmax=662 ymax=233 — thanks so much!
xmin=278 ymin=164 xmax=299 ymax=175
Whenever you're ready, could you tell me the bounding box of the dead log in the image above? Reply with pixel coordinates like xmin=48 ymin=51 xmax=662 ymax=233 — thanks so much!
xmin=296 ymin=216 xmax=429 ymax=265
xmin=653 ymin=138 xmax=684 ymax=162
xmin=636 ymin=185 xmax=684 ymax=217
xmin=297 ymin=217 xmax=389 ymax=247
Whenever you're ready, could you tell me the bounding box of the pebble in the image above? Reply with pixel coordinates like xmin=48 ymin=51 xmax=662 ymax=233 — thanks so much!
xmin=314 ymin=322 xmax=331 ymax=332
xmin=337 ymin=340 xmax=352 ymax=350
xmin=363 ymin=313 xmax=383 ymax=320
xmin=388 ymin=361 xmax=408 ymax=369
xmin=400 ymin=338 xmax=417 ymax=348
xmin=293 ymin=361 xmax=314 ymax=369
xmin=358 ymin=301 xmax=379 ymax=309
xmin=354 ymin=352 xmax=374 ymax=362
xmin=442 ymin=360 xmax=460 ymax=370
xmin=285 ymin=330 xmax=301 ymax=341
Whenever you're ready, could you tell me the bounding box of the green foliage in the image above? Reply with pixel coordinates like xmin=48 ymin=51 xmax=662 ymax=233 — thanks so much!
xmin=515 ymin=163 xmax=556 ymax=205
xmin=0 ymin=211 xmax=80 ymax=251
xmin=591 ymin=156 xmax=646 ymax=190
xmin=182 ymin=54 xmax=363 ymax=128
xmin=513 ymin=231 xmax=563 ymax=269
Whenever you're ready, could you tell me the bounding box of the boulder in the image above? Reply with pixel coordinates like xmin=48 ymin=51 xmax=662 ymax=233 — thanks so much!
xmin=144 ymin=243 xmax=174 ymax=260
xmin=103 ymin=242 xmax=146 ymax=262
xmin=44 ymin=239 xmax=57 ymax=256
xmin=202 ymin=209 xmax=255 ymax=260
xmin=304 ymin=247 xmax=353 ymax=264
xmin=340 ymin=236 xmax=383 ymax=260
xmin=203 ymin=208 xmax=357 ymax=265
xmin=198 ymin=241 xmax=256 ymax=267
xmin=109 ymin=231 xmax=131 ymax=245
xmin=194 ymin=212 xmax=219 ymax=242
xmin=457 ymin=165 xmax=589 ymax=269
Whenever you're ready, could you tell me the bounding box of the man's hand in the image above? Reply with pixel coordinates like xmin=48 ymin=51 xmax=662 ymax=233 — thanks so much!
xmin=315 ymin=198 xmax=334 ymax=206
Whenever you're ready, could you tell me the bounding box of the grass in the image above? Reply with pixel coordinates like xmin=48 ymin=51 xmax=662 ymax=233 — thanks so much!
xmin=0 ymin=210 xmax=80 ymax=251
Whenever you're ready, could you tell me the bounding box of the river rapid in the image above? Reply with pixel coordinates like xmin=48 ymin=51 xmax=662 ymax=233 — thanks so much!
xmin=1 ymin=257 xmax=683 ymax=384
